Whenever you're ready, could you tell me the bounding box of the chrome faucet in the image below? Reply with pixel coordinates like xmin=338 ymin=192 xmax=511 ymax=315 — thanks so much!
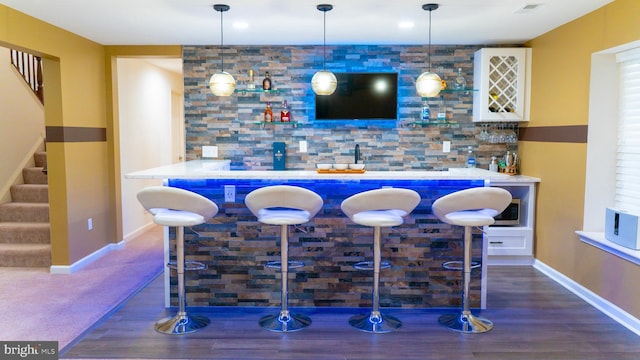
xmin=355 ymin=144 xmax=362 ymax=164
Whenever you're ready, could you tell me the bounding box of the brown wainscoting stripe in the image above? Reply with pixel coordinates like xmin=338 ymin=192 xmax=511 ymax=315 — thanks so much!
xmin=46 ymin=126 xmax=106 ymax=142
xmin=519 ymin=125 xmax=588 ymax=143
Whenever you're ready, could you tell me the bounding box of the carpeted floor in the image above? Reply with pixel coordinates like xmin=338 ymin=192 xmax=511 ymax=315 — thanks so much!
xmin=0 ymin=227 xmax=164 ymax=351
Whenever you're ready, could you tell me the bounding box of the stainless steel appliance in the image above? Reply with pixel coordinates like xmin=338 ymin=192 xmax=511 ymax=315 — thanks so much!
xmin=494 ymin=199 xmax=520 ymax=226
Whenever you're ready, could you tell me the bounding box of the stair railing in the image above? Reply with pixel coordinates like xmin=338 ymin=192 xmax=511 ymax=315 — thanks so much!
xmin=10 ymin=49 xmax=44 ymax=105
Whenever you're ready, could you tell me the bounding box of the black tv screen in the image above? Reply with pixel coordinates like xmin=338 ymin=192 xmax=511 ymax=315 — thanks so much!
xmin=315 ymin=72 xmax=398 ymax=121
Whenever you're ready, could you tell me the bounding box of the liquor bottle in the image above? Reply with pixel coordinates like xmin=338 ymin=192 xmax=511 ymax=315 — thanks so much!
xmin=437 ymin=96 xmax=446 ymax=121
xmin=453 ymin=68 xmax=466 ymax=90
xmin=247 ymin=69 xmax=255 ymax=90
xmin=264 ymin=101 xmax=273 ymax=122
xmin=421 ymin=99 xmax=430 ymax=122
xmin=262 ymin=71 xmax=272 ymax=91
xmin=466 ymin=146 xmax=476 ymax=168
xmin=280 ymin=100 xmax=291 ymax=123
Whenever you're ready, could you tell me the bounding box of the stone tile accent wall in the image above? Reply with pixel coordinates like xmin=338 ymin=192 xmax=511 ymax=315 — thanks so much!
xmin=183 ymin=45 xmax=517 ymax=171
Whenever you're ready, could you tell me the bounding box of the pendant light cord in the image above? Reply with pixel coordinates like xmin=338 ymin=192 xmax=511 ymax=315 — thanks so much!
xmin=220 ymin=9 xmax=225 ymax=72
xmin=323 ymin=10 xmax=327 ymax=70
xmin=427 ymin=8 xmax=432 ymax=72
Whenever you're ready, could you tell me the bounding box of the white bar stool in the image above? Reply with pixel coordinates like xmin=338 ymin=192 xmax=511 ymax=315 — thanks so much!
xmin=341 ymin=187 xmax=421 ymax=333
xmin=245 ymin=185 xmax=324 ymax=332
xmin=137 ymin=186 xmax=219 ymax=335
xmin=432 ymin=186 xmax=512 ymax=333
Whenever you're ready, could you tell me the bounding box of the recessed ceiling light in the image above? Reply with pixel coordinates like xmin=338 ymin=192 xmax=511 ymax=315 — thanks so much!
xmin=398 ymin=21 xmax=414 ymax=30
xmin=233 ymin=21 xmax=248 ymax=30
xmin=515 ymin=3 xmax=544 ymax=14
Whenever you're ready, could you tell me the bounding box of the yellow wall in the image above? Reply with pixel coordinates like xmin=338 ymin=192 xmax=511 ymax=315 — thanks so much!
xmin=0 ymin=5 xmax=180 ymax=265
xmin=524 ymin=0 xmax=640 ymax=318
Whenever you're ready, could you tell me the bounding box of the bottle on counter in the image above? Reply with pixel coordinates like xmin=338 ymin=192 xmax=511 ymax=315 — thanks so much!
xmin=421 ymin=98 xmax=430 ymax=122
xmin=437 ymin=95 xmax=446 ymax=121
xmin=280 ymin=100 xmax=291 ymax=123
xmin=466 ymin=146 xmax=476 ymax=168
xmin=247 ymin=69 xmax=256 ymax=90
xmin=262 ymin=71 xmax=272 ymax=91
xmin=454 ymin=68 xmax=466 ymax=90
xmin=264 ymin=101 xmax=273 ymax=122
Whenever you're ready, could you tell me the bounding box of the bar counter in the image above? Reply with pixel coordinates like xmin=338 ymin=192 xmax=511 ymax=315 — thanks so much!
xmin=126 ymin=161 xmax=539 ymax=310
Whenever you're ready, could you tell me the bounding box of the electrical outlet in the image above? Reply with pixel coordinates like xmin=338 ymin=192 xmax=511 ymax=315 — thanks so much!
xmin=224 ymin=185 xmax=235 ymax=203
xmin=442 ymin=141 xmax=451 ymax=153
xmin=202 ymin=145 xmax=218 ymax=158
xmin=87 ymin=218 xmax=93 ymax=231
xmin=299 ymin=140 xmax=308 ymax=153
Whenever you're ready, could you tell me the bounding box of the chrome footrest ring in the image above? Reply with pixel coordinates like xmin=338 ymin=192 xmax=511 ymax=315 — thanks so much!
xmin=266 ymin=260 xmax=305 ymax=269
xmin=167 ymin=260 xmax=207 ymax=271
xmin=353 ymin=260 xmax=391 ymax=270
xmin=442 ymin=260 xmax=480 ymax=271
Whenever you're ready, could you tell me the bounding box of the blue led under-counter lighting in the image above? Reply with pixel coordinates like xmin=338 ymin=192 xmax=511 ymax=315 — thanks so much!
xmin=167 ymin=178 xmax=485 ymax=206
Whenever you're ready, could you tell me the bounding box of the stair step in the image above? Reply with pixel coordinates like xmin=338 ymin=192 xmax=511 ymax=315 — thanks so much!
xmin=0 ymin=203 xmax=49 ymax=222
xmin=0 ymin=223 xmax=50 ymax=244
xmin=34 ymin=151 xmax=47 ymax=168
xmin=23 ymin=167 xmax=47 ymax=184
xmin=10 ymin=184 xmax=49 ymax=203
xmin=0 ymin=243 xmax=51 ymax=267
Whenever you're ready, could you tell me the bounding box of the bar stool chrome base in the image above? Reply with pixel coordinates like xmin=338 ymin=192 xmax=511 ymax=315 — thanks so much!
xmin=438 ymin=312 xmax=493 ymax=333
xmin=259 ymin=311 xmax=311 ymax=332
xmin=155 ymin=313 xmax=210 ymax=335
xmin=348 ymin=311 xmax=401 ymax=333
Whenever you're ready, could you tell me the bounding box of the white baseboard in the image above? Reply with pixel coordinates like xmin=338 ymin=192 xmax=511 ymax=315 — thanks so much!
xmin=50 ymin=223 xmax=157 ymax=274
xmin=50 ymin=240 xmax=125 ymax=274
xmin=533 ymin=259 xmax=640 ymax=337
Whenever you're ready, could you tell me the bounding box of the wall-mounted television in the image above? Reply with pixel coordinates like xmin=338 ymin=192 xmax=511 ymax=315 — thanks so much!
xmin=315 ymin=72 xmax=398 ymax=121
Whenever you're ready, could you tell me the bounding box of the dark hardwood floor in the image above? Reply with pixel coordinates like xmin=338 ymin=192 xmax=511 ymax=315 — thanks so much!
xmin=61 ymin=266 xmax=640 ymax=359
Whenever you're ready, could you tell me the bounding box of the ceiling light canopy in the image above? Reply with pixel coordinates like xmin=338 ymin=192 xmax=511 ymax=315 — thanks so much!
xmin=415 ymin=3 xmax=442 ymax=98
xmin=209 ymin=4 xmax=236 ymax=97
xmin=311 ymin=4 xmax=337 ymax=96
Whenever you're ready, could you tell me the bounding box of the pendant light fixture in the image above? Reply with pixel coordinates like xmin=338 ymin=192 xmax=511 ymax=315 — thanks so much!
xmin=311 ymin=4 xmax=337 ymax=96
xmin=415 ymin=3 xmax=442 ymax=98
xmin=209 ymin=4 xmax=236 ymax=96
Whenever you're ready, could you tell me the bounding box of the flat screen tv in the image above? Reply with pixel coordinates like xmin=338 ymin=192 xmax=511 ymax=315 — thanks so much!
xmin=315 ymin=72 xmax=398 ymax=121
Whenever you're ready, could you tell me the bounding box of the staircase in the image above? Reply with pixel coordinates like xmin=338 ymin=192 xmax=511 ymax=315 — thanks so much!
xmin=0 ymin=151 xmax=51 ymax=267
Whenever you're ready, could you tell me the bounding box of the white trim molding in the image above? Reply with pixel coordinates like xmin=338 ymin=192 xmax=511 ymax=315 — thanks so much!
xmin=533 ymin=259 xmax=640 ymax=337
xmin=50 ymin=241 xmax=125 ymax=274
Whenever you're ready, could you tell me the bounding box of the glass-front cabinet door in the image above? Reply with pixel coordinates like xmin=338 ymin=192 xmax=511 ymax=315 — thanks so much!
xmin=473 ymin=48 xmax=531 ymax=122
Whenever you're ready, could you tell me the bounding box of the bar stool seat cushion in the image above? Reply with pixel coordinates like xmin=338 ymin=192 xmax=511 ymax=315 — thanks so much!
xmin=351 ymin=209 xmax=407 ymax=227
xmin=256 ymin=208 xmax=313 ymax=225
xmin=438 ymin=209 xmax=500 ymax=227
xmin=150 ymin=209 xmax=207 ymax=227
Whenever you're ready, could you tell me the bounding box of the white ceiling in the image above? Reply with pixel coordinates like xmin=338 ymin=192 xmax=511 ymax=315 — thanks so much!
xmin=1 ymin=0 xmax=613 ymax=46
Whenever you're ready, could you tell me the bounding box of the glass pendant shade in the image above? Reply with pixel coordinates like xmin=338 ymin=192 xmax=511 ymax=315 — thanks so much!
xmin=209 ymin=71 xmax=236 ymax=96
xmin=416 ymin=71 xmax=442 ymax=97
xmin=311 ymin=70 xmax=337 ymax=95
xmin=209 ymin=4 xmax=235 ymax=97
xmin=416 ymin=3 xmax=442 ymax=98
xmin=312 ymin=4 xmax=336 ymax=96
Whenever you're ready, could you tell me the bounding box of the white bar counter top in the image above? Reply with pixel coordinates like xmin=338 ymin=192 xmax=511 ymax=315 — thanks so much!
xmin=125 ymin=160 xmax=540 ymax=183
